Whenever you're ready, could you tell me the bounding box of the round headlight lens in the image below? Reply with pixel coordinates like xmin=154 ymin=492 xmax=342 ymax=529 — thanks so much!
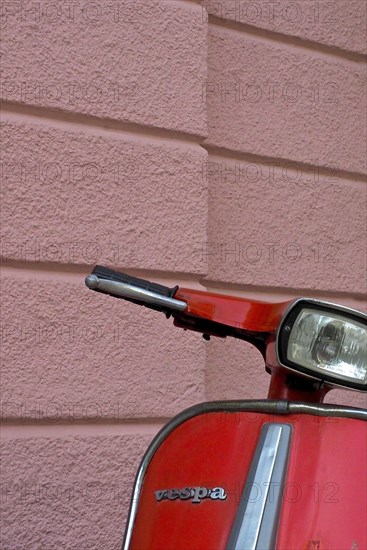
xmin=311 ymin=321 xmax=344 ymax=365
xmin=287 ymin=309 xmax=367 ymax=384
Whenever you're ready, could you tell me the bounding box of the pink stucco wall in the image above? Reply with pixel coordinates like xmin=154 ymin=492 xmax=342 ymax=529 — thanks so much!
xmin=1 ymin=1 xmax=366 ymax=548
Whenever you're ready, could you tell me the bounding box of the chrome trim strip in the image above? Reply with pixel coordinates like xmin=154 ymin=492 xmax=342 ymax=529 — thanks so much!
xmin=123 ymin=468 xmax=145 ymax=550
xmin=85 ymin=275 xmax=187 ymax=311
xmin=122 ymin=400 xmax=366 ymax=549
xmin=227 ymin=424 xmax=292 ymax=550
xmin=287 ymin=401 xmax=367 ymax=418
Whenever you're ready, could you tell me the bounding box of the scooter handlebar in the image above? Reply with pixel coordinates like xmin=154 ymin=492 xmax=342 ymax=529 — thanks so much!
xmin=85 ymin=265 xmax=187 ymax=315
xmin=85 ymin=266 xmax=288 ymax=348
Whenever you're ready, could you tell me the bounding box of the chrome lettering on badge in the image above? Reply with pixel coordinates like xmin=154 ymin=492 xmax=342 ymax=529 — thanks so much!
xmin=155 ymin=487 xmax=227 ymax=504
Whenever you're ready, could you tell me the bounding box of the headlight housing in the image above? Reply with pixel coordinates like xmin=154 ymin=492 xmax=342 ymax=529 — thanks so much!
xmin=277 ymin=300 xmax=367 ymax=391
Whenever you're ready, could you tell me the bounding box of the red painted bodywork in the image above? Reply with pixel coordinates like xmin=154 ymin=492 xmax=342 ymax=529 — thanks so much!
xmin=117 ymin=282 xmax=366 ymax=548
xmin=173 ymin=288 xmax=334 ymax=402
xmin=86 ymin=268 xmax=366 ymax=549
xmin=266 ymin=367 xmax=331 ymax=402
xmin=174 ymin=287 xmax=290 ymax=333
xmin=128 ymin=410 xmax=366 ymax=550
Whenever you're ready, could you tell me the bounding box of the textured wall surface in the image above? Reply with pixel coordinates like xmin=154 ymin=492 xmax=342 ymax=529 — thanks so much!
xmin=1 ymin=0 xmax=366 ymax=548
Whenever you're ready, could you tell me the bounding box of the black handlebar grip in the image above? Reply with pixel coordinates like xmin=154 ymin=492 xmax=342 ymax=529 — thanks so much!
xmin=91 ymin=265 xmax=178 ymax=297
xmin=86 ymin=265 xmax=181 ymax=316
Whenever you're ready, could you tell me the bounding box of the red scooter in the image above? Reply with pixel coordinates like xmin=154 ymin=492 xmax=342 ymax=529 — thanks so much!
xmin=85 ymin=265 xmax=367 ymax=550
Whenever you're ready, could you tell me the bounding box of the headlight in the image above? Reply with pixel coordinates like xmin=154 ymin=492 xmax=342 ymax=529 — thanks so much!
xmin=277 ymin=300 xmax=367 ymax=391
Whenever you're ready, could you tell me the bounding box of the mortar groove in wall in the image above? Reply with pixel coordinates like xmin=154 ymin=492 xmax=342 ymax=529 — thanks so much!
xmin=204 ymin=145 xmax=367 ymax=184
xmin=208 ymin=15 xmax=367 ymax=64
xmin=202 ymin=279 xmax=367 ymax=304
xmin=168 ymin=0 xmax=203 ymax=7
xmin=1 ymin=102 xmax=208 ymax=149
xmin=0 ymin=262 xmax=206 ymax=285
xmin=0 ymin=419 xmax=169 ymax=439
xmin=1 ymin=262 xmax=365 ymax=305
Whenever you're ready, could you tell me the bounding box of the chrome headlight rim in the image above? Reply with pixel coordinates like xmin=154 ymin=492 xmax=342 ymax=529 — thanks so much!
xmin=276 ymin=298 xmax=367 ymax=392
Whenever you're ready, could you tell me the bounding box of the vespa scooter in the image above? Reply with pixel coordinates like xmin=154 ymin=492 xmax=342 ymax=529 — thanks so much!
xmin=85 ymin=265 xmax=367 ymax=550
